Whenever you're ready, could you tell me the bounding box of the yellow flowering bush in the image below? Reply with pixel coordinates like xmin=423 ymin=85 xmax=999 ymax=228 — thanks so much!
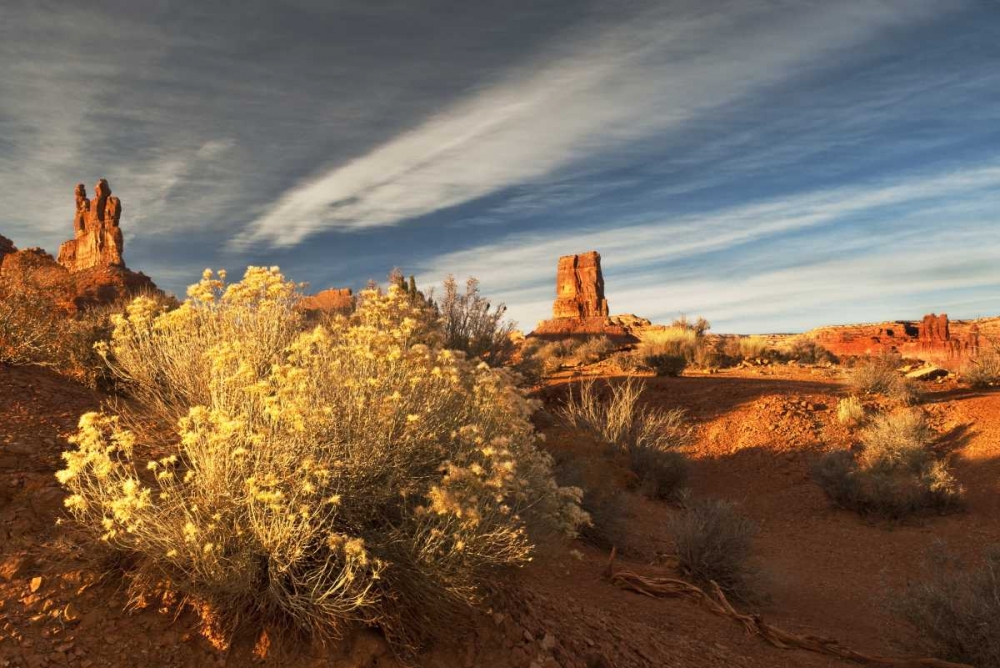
xmin=58 ymin=267 xmax=585 ymax=651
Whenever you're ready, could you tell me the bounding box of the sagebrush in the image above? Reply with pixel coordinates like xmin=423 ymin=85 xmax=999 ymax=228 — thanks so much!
xmin=668 ymin=497 xmax=758 ymax=602
xmin=848 ymin=353 xmax=920 ymax=404
xmin=813 ymin=410 xmax=962 ymax=519
xmin=892 ymin=545 xmax=1000 ymax=667
xmin=559 ymin=377 xmax=691 ymax=499
xmin=57 ymin=267 xmax=586 ymax=652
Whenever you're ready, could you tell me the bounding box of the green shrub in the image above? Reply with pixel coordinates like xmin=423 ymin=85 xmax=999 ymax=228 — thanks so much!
xmin=892 ymin=546 xmax=1000 ymax=667
xmin=57 ymin=268 xmax=586 ymax=653
xmin=668 ymin=498 xmax=757 ymax=602
xmin=813 ymin=410 xmax=963 ymax=519
xmin=559 ymin=377 xmax=691 ymax=500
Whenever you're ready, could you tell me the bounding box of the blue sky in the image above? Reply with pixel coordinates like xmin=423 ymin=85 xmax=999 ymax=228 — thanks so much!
xmin=2 ymin=0 xmax=999 ymax=333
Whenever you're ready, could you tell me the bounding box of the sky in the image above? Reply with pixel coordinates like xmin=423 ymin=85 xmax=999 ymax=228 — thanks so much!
xmin=1 ymin=0 xmax=999 ymax=333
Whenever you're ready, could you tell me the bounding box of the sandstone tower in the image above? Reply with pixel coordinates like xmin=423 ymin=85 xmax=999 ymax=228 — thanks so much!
xmin=57 ymin=179 xmax=125 ymax=272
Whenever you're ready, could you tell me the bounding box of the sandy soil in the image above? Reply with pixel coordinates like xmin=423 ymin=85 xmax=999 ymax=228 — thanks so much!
xmin=2 ymin=361 xmax=995 ymax=667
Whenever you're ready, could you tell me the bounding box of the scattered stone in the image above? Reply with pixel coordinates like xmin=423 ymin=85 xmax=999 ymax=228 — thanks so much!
xmin=29 ymin=576 xmax=43 ymax=593
xmin=63 ymin=603 xmax=80 ymax=623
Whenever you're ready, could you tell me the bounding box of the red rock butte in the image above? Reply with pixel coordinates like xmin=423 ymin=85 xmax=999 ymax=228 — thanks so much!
xmin=0 ymin=180 xmax=157 ymax=312
xmin=531 ymin=251 xmax=646 ymax=341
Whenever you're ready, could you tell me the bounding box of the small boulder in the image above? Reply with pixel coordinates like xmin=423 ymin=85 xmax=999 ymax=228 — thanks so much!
xmin=906 ymin=365 xmax=949 ymax=381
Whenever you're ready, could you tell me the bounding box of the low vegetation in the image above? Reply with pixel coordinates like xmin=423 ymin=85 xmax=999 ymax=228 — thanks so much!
xmin=892 ymin=545 xmax=1000 ymax=668
xmin=0 ymin=277 xmax=167 ymax=388
xmin=836 ymin=396 xmax=866 ymax=427
xmin=518 ymin=335 xmax=616 ymax=380
xmin=814 ymin=410 xmax=963 ymax=519
xmin=57 ymin=267 xmax=586 ymax=652
xmin=559 ymin=377 xmax=691 ymax=500
xmin=436 ymin=275 xmax=518 ymax=368
xmin=961 ymin=340 xmax=1000 ymax=388
xmin=668 ymin=498 xmax=758 ymax=602
xmin=847 ymin=353 xmax=921 ymax=405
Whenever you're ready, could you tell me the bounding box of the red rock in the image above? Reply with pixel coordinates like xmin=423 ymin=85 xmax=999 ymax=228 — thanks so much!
xmin=57 ymin=181 xmax=124 ymax=272
xmin=552 ymin=252 xmax=609 ymax=319
xmin=807 ymin=313 xmax=992 ymax=369
xmin=300 ymin=287 xmax=354 ymax=315
xmin=0 ymin=181 xmax=160 ymax=313
xmin=531 ymin=251 xmax=643 ymax=342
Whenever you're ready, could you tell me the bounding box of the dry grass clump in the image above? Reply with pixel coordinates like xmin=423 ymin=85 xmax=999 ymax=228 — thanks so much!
xmin=559 ymin=377 xmax=692 ymax=500
xmin=836 ymin=396 xmax=866 ymax=427
xmin=813 ymin=410 xmax=963 ymax=519
xmin=668 ymin=498 xmax=758 ymax=602
xmin=57 ymin=267 xmax=586 ymax=653
xmin=961 ymin=340 xmax=1000 ymax=388
xmin=847 ymin=353 xmax=921 ymax=405
xmin=737 ymin=336 xmax=771 ymax=361
xmin=892 ymin=546 xmax=1000 ymax=668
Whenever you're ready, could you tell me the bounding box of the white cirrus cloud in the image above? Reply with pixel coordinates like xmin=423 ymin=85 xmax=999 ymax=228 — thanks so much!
xmin=233 ymin=0 xmax=951 ymax=249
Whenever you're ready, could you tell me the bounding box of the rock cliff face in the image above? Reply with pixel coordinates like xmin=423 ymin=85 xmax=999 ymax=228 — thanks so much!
xmin=301 ymin=288 xmax=355 ymax=316
xmin=807 ymin=313 xmax=989 ymax=368
xmin=57 ymin=180 xmax=125 ymax=272
xmin=552 ymin=252 xmax=609 ymax=319
xmin=0 ymin=181 xmax=158 ymax=313
xmin=531 ymin=251 xmax=642 ymax=341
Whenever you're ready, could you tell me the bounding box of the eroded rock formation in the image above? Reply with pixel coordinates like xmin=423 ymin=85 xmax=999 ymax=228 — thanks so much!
xmin=553 ymin=252 xmax=609 ymax=319
xmin=301 ymin=288 xmax=355 ymax=316
xmin=0 ymin=181 xmax=158 ymax=313
xmin=919 ymin=313 xmax=950 ymax=345
xmin=531 ymin=251 xmax=642 ymax=341
xmin=57 ymin=180 xmax=125 ymax=272
xmin=807 ymin=312 xmax=987 ymax=368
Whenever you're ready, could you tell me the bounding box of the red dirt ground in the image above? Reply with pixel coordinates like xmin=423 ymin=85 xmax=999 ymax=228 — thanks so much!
xmin=2 ymin=361 xmax=995 ymax=667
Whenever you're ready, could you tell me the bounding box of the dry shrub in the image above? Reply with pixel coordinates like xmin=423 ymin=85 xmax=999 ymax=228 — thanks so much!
xmin=784 ymin=337 xmax=837 ymax=365
xmin=559 ymin=378 xmax=691 ymax=500
xmin=836 ymin=396 xmax=866 ymax=427
xmin=737 ymin=336 xmax=771 ymax=361
xmin=813 ymin=410 xmax=963 ymax=519
xmin=552 ymin=458 xmax=629 ymax=551
xmin=57 ymin=267 xmax=586 ymax=653
xmin=892 ymin=545 xmax=1000 ymax=668
xmin=668 ymin=498 xmax=757 ymax=602
xmin=437 ymin=276 xmax=517 ymax=367
xmin=519 ymin=336 xmax=614 ymax=378
xmin=961 ymin=340 xmax=1000 ymax=388
xmin=0 ymin=278 xmax=64 ymax=366
xmin=848 ymin=353 xmax=921 ymax=405
xmin=640 ymin=347 xmax=687 ymax=377
xmin=0 ymin=278 xmax=165 ymax=387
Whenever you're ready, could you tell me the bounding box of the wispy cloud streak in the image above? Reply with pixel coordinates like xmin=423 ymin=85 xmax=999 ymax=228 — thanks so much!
xmin=236 ymin=0 xmax=949 ymax=248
